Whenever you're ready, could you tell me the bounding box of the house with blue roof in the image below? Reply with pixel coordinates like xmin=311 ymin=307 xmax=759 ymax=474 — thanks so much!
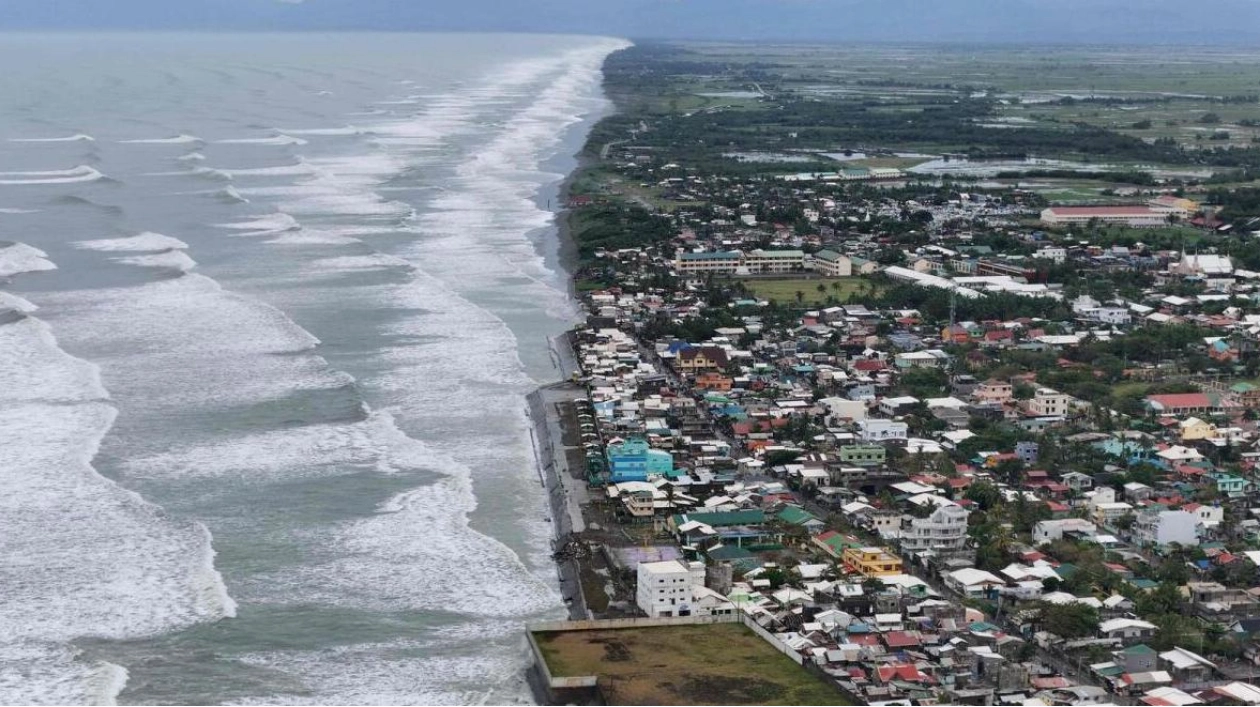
xmin=607 ymin=437 xmax=675 ymax=483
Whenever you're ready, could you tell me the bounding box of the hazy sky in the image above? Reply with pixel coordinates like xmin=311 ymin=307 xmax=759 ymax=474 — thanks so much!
xmin=5 ymin=0 xmax=1260 ymax=43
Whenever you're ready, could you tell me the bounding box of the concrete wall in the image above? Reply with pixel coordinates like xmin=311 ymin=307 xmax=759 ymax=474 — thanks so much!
xmin=529 ymin=613 xmax=739 ymax=633
xmin=740 ymin=614 xmax=804 ymax=665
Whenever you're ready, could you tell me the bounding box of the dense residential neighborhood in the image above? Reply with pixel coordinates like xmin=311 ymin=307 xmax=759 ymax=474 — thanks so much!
xmin=540 ymin=84 xmax=1260 ymax=707
xmin=504 ymin=37 xmax=1260 ymax=706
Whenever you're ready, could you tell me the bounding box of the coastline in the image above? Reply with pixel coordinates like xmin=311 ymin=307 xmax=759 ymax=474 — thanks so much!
xmin=525 ymin=62 xmax=613 ymax=624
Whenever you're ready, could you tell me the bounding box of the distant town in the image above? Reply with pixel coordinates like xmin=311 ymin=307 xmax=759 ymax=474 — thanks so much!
xmin=528 ymin=42 xmax=1260 ymax=706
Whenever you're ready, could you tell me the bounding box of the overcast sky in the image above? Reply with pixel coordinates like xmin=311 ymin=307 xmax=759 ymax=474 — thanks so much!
xmin=5 ymin=0 xmax=1260 ymax=43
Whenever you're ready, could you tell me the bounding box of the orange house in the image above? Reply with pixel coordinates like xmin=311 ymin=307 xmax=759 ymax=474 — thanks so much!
xmin=694 ymin=372 xmax=733 ymax=391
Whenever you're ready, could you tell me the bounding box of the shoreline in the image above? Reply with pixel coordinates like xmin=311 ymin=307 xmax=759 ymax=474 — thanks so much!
xmin=526 ymin=46 xmax=624 ymax=622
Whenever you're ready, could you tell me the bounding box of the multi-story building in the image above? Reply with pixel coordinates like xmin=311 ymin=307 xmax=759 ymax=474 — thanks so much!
xmin=674 ymin=250 xmax=742 ymax=274
xmin=856 ymin=419 xmax=908 ymax=442
xmin=607 ymin=437 xmax=674 ymax=483
xmin=1033 ymin=518 xmax=1098 ymax=545
xmin=636 ymin=559 xmax=716 ymax=618
xmin=1030 ymin=388 xmax=1070 ymax=417
xmin=1040 ymin=205 xmax=1172 ymax=228
xmin=810 ymin=249 xmax=853 ymax=277
xmin=838 ymin=444 xmax=886 ymax=467
xmin=974 ymin=379 xmax=1013 ymax=404
xmin=743 ymin=248 xmax=807 ymax=274
xmin=898 ymin=504 xmax=970 ymax=557
xmin=676 ymin=346 xmax=729 ymax=373
xmin=842 ymin=546 xmax=904 ymax=577
xmin=1133 ymin=509 xmax=1199 ymax=548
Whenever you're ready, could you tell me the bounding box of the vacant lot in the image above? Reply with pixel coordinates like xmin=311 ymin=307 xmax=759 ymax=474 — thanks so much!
xmin=534 ymin=623 xmax=850 ymax=705
xmin=738 ymin=276 xmax=877 ymax=306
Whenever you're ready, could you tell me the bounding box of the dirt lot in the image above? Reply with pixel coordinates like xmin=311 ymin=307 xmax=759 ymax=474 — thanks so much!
xmin=534 ymin=623 xmax=851 ymax=705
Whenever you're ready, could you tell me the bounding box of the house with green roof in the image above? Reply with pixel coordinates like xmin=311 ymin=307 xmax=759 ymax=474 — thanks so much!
xmin=1116 ymin=644 xmax=1158 ymax=674
xmin=811 ymin=249 xmax=853 ymax=277
xmin=812 ymin=530 xmax=862 ymax=560
xmin=777 ymin=505 xmax=824 ymax=532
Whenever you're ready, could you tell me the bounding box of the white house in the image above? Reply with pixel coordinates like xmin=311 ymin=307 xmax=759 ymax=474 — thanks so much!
xmin=879 ymin=395 xmax=920 ymax=416
xmin=1030 ymin=388 xmax=1070 ymax=417
xmin=1134 ymin=509 xmax=1199 ymax=548
xmin=1034 ymin=518 xmax=1099 ymax=545
xmin=1098 ymin=617 xmax=1157 ymax=643
xmin=637 ymin=559 xmax=710 ymax=618
xmin=856 ymin=419 xmax=908 ymax=442
xmin=945 ymin=567 xmax=1006 ymax=598
xmin=898 ymin=504 xmax=970 ymax=556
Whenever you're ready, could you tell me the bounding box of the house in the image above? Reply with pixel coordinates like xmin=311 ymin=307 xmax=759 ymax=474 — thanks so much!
xmin=898 ymin=504 xmax=970 ymax=557
xmin=839 ymin=444 xmax=886 ymax=467
xmin=945 ymin=567 xmax=1006 ymax=598
xmin=1099 ymin=618 xmax=1157 ymax=645
xmin=777 ymin=505 xmax=824 ymax=532
xmin=1115 ymin=644 xmax=1158 ymax=674
xmin=1159 ymin=647 xmax=1216 ymax=685
xmin=1146 ymin=393 xmax=1214 ymax=416
xmin=1034 ymin=518 xmax=1098 ymax=545
xmin=1030 ymin=388 xmax=1070 ymax=417
xmin=811 ymin=249 xmax=853 ymax=277
xmin=694 ymin=371 xmax=733 ymax=391
xmin=635 ymin=559 xmax=734 ymax=618
xmin=674 ymin=250 xmax=742 ymax=274
xmin=879 ymin=395 xmax=920 ymax=416
xmin=856 ymin=419 xmax=908 ymax=442
xmin=975 ymin=379 xmax=1014 ymax=404
xmin=607 ymin=437 xmax=675 ymax=483
xmin=1040 ymin=205 xmax=1172 ymax=228
xmin=842 ymin=546 xmax=904 ymax=577
xmin=1179 ymin=417 xmax=1215 ymax=442
xmin=1062 ymin=471 xmax=1094 ymax=492
xmin=1089 ymin=487 xmax=1134 ymax=526
xmin=1133 ymin=509 xmax=1199 ymax=548
xmin=813 ymin=530 xmax=859 ymax=560
xmin=677 ymin=346 xmax=730 ymax=373
xmin=744 ymin=248 xmax=806 ymax=274
xmin=636 ymin=559 xmax=700 ymax=617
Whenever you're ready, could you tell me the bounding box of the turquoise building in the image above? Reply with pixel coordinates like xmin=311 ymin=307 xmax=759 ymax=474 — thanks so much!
xmin=607 ymin=437 xmax=674 ymax=483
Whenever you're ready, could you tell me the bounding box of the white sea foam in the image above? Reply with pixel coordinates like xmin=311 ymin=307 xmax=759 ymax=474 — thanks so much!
xmin=219 ymin=162 xmax=323 ymax=178
xmin=176 ymin=152 xmax=207 ymax=162
xmin=216 ymin=186 xmax=250 ymax=203
xmin=0 ymin=291 xmax=37 ymax=313
xmin=278 ymin=126 xmax=365 ymax=136
xmin=232 ymin=640 xmax=530 ymax=705
xmin=0 ymin=242 xmax=57 ymax=278
xmin=119 ymin=134 xmax=203 ymax=144
xmin=306 ymin=254 xmax=413 ymax=272
xmin=115 ymin=250 xmax=198 ymax=272
xmin=0 ymin=316 xmax=109 ymax=402
xmin=0 ymin=644 xmax=128 ymax=707
xmin=75 ymin=232 xmax=189 ymax=253
xmin=39 ymin=274 xmax=342 ymax=416
xmin=216 ymin=135 xmax=308 ymax=146
xmin=10 ymin=133 xmax=95 ymax=143
xmin=0 ymin=207 xmax=40 ymax=214
xmin=214 ymin=212 xmax=301 ymax=233
xmin=0 ymin=165 xmax=106 ymax=186
xmin=0 ymin=403 xmax=237 ymax=635
xmin=0 ymin=301 xmax=236 ymax=704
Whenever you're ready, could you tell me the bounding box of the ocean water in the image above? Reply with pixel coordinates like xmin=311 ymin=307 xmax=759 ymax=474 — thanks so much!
xmin=0 ymin=32 xmax=626 ymax=705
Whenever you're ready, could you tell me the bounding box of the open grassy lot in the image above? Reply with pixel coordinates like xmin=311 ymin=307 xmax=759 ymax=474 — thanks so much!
xmin=534 ymin=623 xmax=851 ymax=706
xmin=737 ymin=276 xmax=878 ymax=306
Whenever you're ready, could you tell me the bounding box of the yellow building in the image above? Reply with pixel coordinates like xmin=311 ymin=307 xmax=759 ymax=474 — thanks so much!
xmin=842 ymin=546 xmax=904 ymax=577
xmin=1179 ymin=417 xmax=1215 ymax=442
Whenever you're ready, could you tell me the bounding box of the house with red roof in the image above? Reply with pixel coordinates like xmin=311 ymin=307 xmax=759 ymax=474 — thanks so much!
xmin=1146 ymin=393 xmax=1214 ymax=415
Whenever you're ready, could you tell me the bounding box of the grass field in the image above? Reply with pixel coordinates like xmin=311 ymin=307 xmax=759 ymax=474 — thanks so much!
xmin=737 ymin=276 xmax=878 ymax=306
xmin=534 ymin=623 xmax=850 ymax=706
